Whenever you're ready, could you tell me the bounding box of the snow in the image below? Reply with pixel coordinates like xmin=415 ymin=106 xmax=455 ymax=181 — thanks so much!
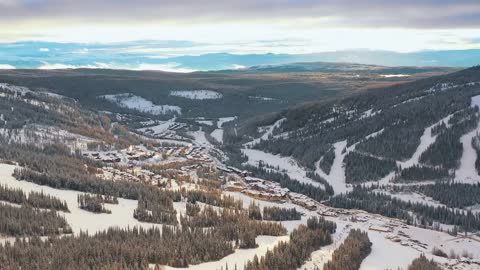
xmin=300 ymin=221 xmax=350 ymax=269
xmin=137 ymin=118 xmax=176 ymax=136
xmin=197 ymin=120 xmax=214 ymax=126
xmin=360 ymin=230 xmax=420 ymax=270
xmin=471 ymin=94 xmax=480 ymax=109
xmin=381 ymin=74 xmax=410 ymax=78
xmin=398 ymin=114 xmax=453 ymax=169
xmin=365 ymin=129 xmax=384 ymax=140
xmin=165 ymin=235 xmax=289 ymax=270
xmin=0 ymin=125 xmax=95 ymax=151
xmin=226 ymin=191 xmax=314 ymax=233
xmin=0 ymin=164 xmax=160 ymax=235
xmin=359 ymin=109 xmax=381 ymax=120
xmin=455 ymin=120 xmax=480 ymax=184
xmin=363 ymin=114 xmax=454 ymax=186
xmin=100 ymin=93 xmax=181 ymax=115
xmin=189 ymin=129 xmax=212 ymax=147
xmin=0 ymin=83 xmax=32 ymax=96
xmin=320 ymin=117 xmax=335 ymax=124
xmin=426 ymin=81 xmax=480 ymax=94
xmin=249 ymin=96 xmax=277 ymax=101
xmin=156 ymin=139 xmax=192 ymax=146
xmin=245 ymin=118 xmax=286 ymax=147
xmin=211 ymin=129 xmax=224 ymax=144
xmin=170 ymin=90 xmax=222 ymax=100
xmin=377 ymin=190 xmax=446 ymax=208
xmin=315 ymin=140 xmax=351 ymax=195
xmin=242 ymin=148 xmax=323 ymax=188
xmin=41 ymin=91 xmax=66 ymax=99
xmin=217 ymin=117 xmax=236 ymax=128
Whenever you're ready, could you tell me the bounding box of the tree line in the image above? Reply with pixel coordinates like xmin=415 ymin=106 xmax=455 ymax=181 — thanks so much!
xmin=0 ymin=184 xmax=69 ymax=212
xmin=326 ymin=186 xmax=480 ymax=232
xmin=248 ymin=202 xmax=301 ymax=221
xmin=417 ymin=182 xmax=480 ymax=208
xmin=0 ymin=203 xmax=71 ymax=237
xmin=322 ymin=229 xmax=372 ymax=270
xmin=78 ymin=194 xmax=112 ymax=214
xmin=180 ymin=205 xmax=287 ymax=249
xmin=244 ymin=216 xmax=336 ymax=270
xmin=344 ymin=151 xmax=396 ymax=183
xmin=395 ymin=165 xmax=449 ymax=182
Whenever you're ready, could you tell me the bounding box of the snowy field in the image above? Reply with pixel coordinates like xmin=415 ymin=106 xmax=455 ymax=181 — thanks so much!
xmin=170 ymin=90 xmax=222 ymax=100
xmin=101 ymin=93 xmax=181 ymax=115
xmin=455 ymin=120 xmax=480 ymax=183
xmin=137 ymin=118 xmax=177 ymax=136
xmin=165 ymin=236 xmax=289 ymax=270
xmin=249 ymin=96 xmax=277 ymax=101
xmin=242 ymin=148 xmax=323 ymax=188
xmin=315 ymin=140 xmax=350 ymax=195
xmin=244 ymin=118 xmax=286 ymax=147
xmin=0 ymin=164 xmax=160 ymax=235
xmin=188 ymin=129 xmax=213 ymax=147
xmin=217 ymin=116 xmax=237 ymax=128
xmin=196 ymin=120 xmax=214 ymax=126
xmin=211 ymin=129 xmax=223 ymax=143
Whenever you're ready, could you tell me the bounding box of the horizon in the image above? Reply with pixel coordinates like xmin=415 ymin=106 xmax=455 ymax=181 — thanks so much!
xmin=1 ymin=0 xmax=480 ymax=71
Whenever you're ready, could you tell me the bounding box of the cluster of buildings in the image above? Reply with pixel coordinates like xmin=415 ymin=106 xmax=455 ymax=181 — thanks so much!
xmin=138 ymin=120 xmax=187 ymax=140
xmin=241 ymin=177 xmax=289 ymax=202
xmin=96 ymin=165 xmax=183 ymax=189
xmin=288 ymin=192 xmax=318 ymax=210
xmin=83 ymin=145 xmax=156 ymax=164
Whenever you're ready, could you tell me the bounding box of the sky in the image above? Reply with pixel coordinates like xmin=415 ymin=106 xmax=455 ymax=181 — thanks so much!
xmin=0 ymin=0 xmax=480 ymax=71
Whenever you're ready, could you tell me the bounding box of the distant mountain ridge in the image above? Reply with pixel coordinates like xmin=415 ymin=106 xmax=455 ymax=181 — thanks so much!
xmin=1 ymin=40 xmax=479 ymax=70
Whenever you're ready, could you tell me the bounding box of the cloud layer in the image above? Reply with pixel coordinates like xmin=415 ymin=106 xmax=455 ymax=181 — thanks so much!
xmin=1 ymin=0 xmax=479 ymax=28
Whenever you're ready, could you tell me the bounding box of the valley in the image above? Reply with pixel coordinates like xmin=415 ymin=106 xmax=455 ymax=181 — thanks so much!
xmin=0 ymin=66 xmax=479 ymax=270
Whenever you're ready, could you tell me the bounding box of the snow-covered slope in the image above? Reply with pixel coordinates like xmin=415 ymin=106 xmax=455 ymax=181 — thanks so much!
xmin=170 ymin=90 xmax=222 ymax=100
xmin=101 ymin=93 xmax=181 ymax=115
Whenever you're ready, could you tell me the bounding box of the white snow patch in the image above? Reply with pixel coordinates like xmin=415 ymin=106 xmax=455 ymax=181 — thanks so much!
xmin=137 ymin=118 xmax=176 ymax=136
xmin=0 ymin=83 xmax=32 ymax=96
xmin=249 ymin=96 xmax=277 ymax=101
xmin=100 ymin=93 xmax=181 ymax=115
xmin=381 ymin=74 xmax=410 ymax=78
xmin=398 ymin=114 xmax=453 ymax=169
xmin=242 ymin=148 xmax=323 ymax=188
xmin=170 ymin=90 xmax=222 ymax=100
xmin=300 ymin=221 xmax=350 ymax=269
xmin=360 ymin=230 xmax=420 ymax=270
xmin=211 ymin=129 xmax=224 ymax=144
xmin=165 ymin=235 xmax=289 ymax=270
xmin=196 ymin=120 xmax=214 ymax=126
xmin=455 ymin=120 xmax=480 ymax=184
xmin=471 ymin=94 xmax=480 ymax=109
xmin=359 ymin=109 xmax=381 ymax=120
xmin=377 ymin=190 xmax=446 ymax=208
xmin=189 ymin=129 xmax=212 ymax=147
xmin=245 ymin=118 xmax=286 ymax=147
xmin=0 ymin=164 xmax=160 ymax=235
xmin=315 ymin=140 xmax=350 ymax=195
xmin=217 ymin=117 xmax=237 ymax=128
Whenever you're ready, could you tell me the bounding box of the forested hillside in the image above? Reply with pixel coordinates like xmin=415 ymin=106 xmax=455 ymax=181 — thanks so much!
xmin=0 ymin=65 xmax=451 ymax=120
xmin=233 ymin=66 xmax=480 ymax=182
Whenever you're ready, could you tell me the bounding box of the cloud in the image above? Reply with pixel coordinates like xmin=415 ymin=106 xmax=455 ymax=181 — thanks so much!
xmin=232 ymin=64 xmax=246 ymax=70
xmin=0 ymin=1 xmax=479 ymax=29
xmin=37 ymin=61 xmax=195 ymax=73
xmin=72 ymin=48 xmax=89 ymax=54
xmin=0 ymin=64 xmax=15 ymax=69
